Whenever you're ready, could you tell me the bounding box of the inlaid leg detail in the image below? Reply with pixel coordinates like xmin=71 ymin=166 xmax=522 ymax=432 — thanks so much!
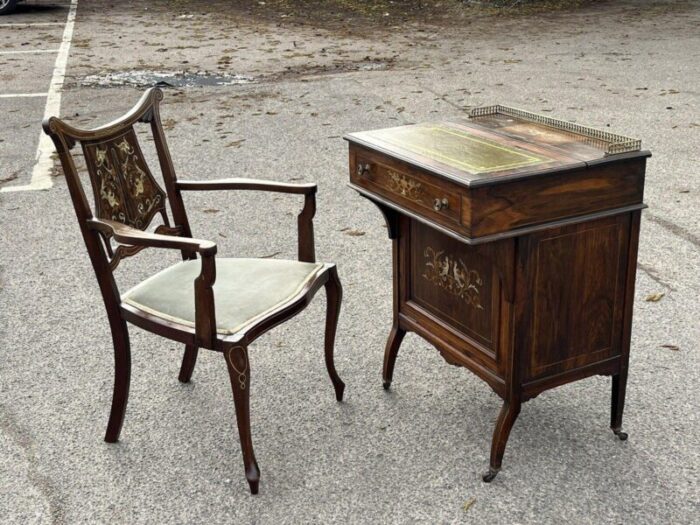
xmin=324 ymin=267 xmax=345 ymax=401
xmin=225 ymin=346 xmax=260 ymax=494
xmin=611 ymin=373 xmax=628 ymax=441
xmin=483 ymin=401 xmax=521 ymax=483
xmin=382 ymin=325 xmax=406 ymax=390
xmin=178 ymin=344 xmax=199 ymax=383
xmin=105 ymin=320 xmax=131 ymax=443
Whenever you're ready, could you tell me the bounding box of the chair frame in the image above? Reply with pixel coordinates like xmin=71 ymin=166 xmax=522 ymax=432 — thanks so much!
xmin=43 ymin=87 xmax=344 ymax=494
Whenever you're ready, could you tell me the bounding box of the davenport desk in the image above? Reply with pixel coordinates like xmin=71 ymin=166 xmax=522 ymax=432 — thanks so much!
xmin=346 ymin=106 xmax=649 ymax=481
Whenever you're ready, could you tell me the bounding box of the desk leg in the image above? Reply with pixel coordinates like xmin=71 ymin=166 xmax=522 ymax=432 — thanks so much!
xmin=382 ymin=325 xmax=406 ymax=390
xmin=610 ymin=209 xmax=639 ymax=442
xmin=610 ymin=373 xmax=628 ymax=440
xmin=483 ymin=400 xmax=521 ymax=482
xmin=383 ymin=221 xmax=405 ymax=391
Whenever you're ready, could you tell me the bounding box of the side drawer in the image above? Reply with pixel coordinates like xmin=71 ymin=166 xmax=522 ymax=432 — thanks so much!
xmin=350 ymin=148 xmax=461 ymax=226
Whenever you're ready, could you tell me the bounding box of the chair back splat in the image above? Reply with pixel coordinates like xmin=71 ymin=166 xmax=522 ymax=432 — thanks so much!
xmin=43 ymin=88 xmax=193 ymax=272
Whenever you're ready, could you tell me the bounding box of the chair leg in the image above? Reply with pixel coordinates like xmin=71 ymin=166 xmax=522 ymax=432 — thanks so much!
xmin=178 ymin=344 xmax=199 ymax=383
xmin=324 ymin=267 xmax=345 ymax=402
xmin=382 ymin=325 xmax=406 ymax=391
xmin=611 ymin=372 xmax=629 ymax=441
xmin=483 ymin=400 xmax=521 ymax=482
xmin=225 ymin=346 xmax=260 ymax=495
xmin=104 ymin=320 xmax=131 ymax=443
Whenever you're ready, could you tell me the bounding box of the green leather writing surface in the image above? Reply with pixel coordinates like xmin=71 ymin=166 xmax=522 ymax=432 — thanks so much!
xmin=365 ymin=124 xmax=549 ymax=174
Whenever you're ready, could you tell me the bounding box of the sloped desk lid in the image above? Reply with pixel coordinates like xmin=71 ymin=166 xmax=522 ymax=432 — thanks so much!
xmin=345 ymin=106 xmax=648 ymax=187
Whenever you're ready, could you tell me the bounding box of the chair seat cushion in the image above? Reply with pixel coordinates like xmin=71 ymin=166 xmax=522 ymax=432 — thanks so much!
xmin=122 ymin=258 xmax=324 ymax=335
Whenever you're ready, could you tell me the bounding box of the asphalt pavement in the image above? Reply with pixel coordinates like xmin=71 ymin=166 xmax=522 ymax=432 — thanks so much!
xmin=1 ymin=0 xmax=698 ymax=523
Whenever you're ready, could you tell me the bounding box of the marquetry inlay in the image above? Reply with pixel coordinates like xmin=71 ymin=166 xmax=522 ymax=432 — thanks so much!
xmin=422 ymin=246 xmax=484 ymax=309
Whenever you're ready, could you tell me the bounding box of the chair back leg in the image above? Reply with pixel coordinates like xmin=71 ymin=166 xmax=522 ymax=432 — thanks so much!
xmin=225 ymin=345 xmax=260 ymax=494
xmin=178 ymin=345 xmax=199 ymax=383
xmin=104 ymin=319 xmax=131 ymax=443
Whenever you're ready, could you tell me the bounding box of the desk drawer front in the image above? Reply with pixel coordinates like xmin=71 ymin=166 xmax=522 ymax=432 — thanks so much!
xmin=353 ymin=153 xmax=461 ymax=225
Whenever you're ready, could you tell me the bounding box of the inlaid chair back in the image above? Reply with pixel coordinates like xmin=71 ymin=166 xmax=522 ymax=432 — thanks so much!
xmin=43 ymin=88 xmax=193 ymax=272
xmin=83 ymin=128 xmax=167 ymax=230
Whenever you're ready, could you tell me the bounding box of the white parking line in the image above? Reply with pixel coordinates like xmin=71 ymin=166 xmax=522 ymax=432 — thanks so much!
xmin=1 ymin=0 xmax=78 ymax=193
xmin=0 ymin=22 xmax=66 ymax=28
xmin=0 ymin=49 xmax=60 ymax=55
xmin=0 ymin=93 xmax=48 ymax=98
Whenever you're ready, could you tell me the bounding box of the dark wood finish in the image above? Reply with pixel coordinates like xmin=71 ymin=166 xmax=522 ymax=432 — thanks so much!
xmin=518 ymin=214 xmax=631 ymax=382
xmin=225 ymin=345 xmax=260 ymax=494
xmin=463 ymin=158 xmax=645 ymax=236
xmin=324 ymin=266 xmax=345 ymax=401
xmin=178 ymin=344 xmax=198 ymax=383
xmin=104 ymin=317 xmax=131 ymax=443
xmin=44 ymin=88 xmax=344 ymax=494
xmin=382 ymin=326 xmax=406 ymax=390
xmin=350 ymin=143 xmax=646 ymax=238
xmin=177 ymin=178 xmax=317 ymax=262
xmin=611 ymin=208 xmax=642 ymax=441
xmin=347 ymin=112 xmax=647 ymax=482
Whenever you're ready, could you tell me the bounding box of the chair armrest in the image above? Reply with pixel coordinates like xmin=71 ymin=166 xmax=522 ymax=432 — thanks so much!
xmin=87 ymin=218 xmax=217 ymax=256
xmin=88 ymin=218 xmax=219 ymax=348
xmin=176 ymin=178 xmax=316 ymax=195
xmin=175 ymin=178 xmax=317 ymax=263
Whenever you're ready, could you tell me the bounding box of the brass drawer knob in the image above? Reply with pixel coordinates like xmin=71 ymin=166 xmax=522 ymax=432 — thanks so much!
xmin=356 ymin=163 xmax=370 ymax=176
xmin=433 ymin=198 xmax=449 ymax=211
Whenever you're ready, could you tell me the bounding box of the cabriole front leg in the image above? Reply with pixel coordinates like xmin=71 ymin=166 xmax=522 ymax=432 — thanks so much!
xmin=382 ymin=325 xmax=406 ymax=390
xmin=225 ymin=345 xmax=260 ymax=494
xmin=324 ymin=266 xmax=345 ymax=401
xmin=483 ymin=400 xmax=521 ymax=482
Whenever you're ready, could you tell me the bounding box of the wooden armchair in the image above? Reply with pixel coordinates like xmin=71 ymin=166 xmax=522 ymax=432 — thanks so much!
xmin=43 ymin=88 xmax=345 ymax=494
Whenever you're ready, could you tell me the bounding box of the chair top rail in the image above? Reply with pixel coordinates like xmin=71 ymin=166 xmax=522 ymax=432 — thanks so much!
xmin=43 ymin=87 xmax=162 ymax=145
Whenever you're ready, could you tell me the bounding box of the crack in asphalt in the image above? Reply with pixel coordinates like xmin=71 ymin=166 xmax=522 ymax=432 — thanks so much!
xmin=0 ymin=403 xmax=66 ymax=525
xmin=0 ymin=171 xmax=20 ymax=187
xmin=637 ymin=262 xmax=677 ymax=291
xmin=644 ymin=212 xmax=700 ymax=249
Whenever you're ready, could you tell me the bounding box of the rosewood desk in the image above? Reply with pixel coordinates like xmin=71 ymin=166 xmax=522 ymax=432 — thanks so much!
xmin=346 ymin=106 xmax=649 ymax=481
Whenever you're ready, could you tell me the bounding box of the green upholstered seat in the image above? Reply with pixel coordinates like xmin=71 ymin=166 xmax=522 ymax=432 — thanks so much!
xmin=122 ymin=258 xmax=324 ymax=335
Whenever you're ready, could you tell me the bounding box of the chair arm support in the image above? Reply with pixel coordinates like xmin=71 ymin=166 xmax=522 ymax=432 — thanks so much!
xmin=175 ymin=178 xmax=317 ymax=263
xmin=193 ymin=253 xmax=217 ymax=349
xmin=88 ymin=218 xmax=219 ymax=348
xmin=87 ymin=218 xmax=217 ymax=256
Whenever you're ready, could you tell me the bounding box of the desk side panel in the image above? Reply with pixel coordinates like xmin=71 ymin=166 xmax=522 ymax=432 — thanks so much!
xmin=518 ymin=213 xmax=632 ymax=385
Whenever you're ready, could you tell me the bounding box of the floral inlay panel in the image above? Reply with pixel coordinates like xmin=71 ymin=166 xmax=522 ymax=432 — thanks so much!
xmin=92 ymin=143 xmax=128 ymax=224
xmin=114 ymin=137 xmax=164 ymax=228
xmin=422 ymin=247 xmax=484 ymax=309
xmin=387 ymin=170 xmax=422 ymax=202
xmin=84 ymin=129 xmax=166 ymax=230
